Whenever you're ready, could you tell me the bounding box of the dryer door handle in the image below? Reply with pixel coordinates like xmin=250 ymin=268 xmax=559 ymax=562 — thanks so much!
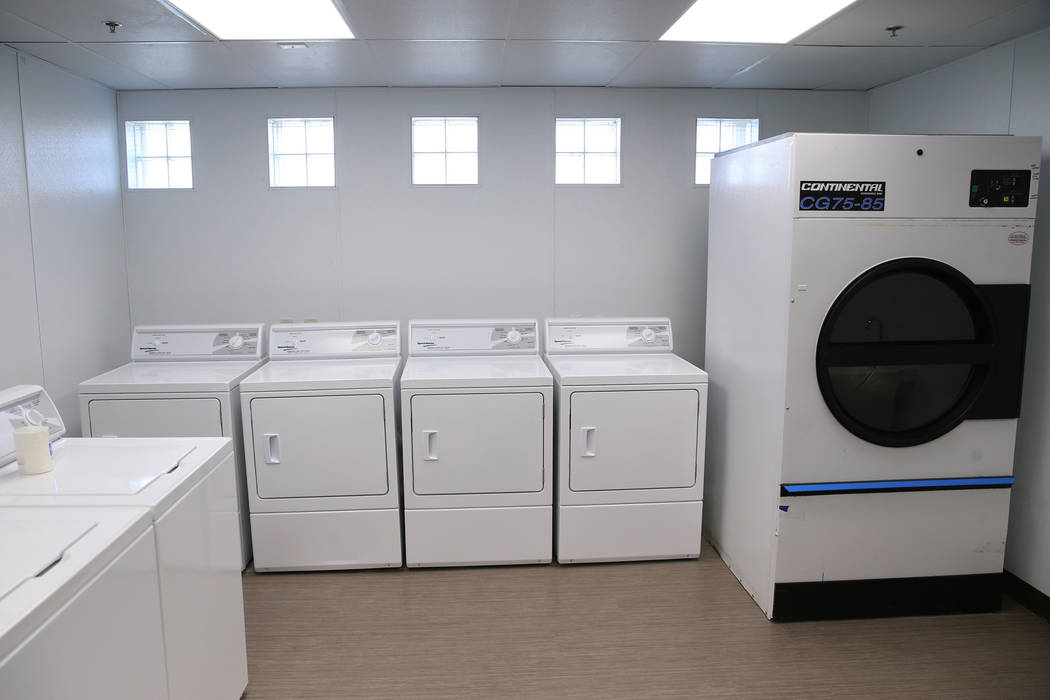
xmin=581 ymin=427 xmax=597 ymax=458
xmin=423 ymin=430 xmax=439 ymax=461
xmin=264 ymin=433 xmax=281 ymax=464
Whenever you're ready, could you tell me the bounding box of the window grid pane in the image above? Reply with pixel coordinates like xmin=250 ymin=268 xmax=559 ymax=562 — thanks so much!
xmin=411 ymin=117 xmax=479 ymax=185
xmin=126 ymin=120 xmax=192 ymax=189
xmin=269 ymin=117 xmax=335 ymax=187
xmin=556 ymin=117 xmax=621 ymax=185
xmin=696 ymin=117 xmax=759 ymax=184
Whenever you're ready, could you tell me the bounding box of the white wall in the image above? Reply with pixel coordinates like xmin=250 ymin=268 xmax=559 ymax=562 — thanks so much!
xmin=117 ymin=86 xmax=868 ymax=365
xmin=871 ymin=27 xmax=1050 ymax=598
xmin=0 ymin=49 xmax=130 ymax=436
xmin=0 ymin=48 xmax=42 ymax=390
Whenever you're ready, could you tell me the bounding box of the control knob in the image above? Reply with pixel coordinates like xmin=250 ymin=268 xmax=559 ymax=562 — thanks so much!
xmin=641 ymin=327 xmax=657 ymax=344
xmin=506 ymin=329 xmax=523 ymax=345
xmin=367 ymin=331 xmax=383 ymax=346
xmin=228 ymin=334 xmax=245 ymax=350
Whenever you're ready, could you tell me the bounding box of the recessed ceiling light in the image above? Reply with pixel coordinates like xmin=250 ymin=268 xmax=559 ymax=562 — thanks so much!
xmin=168 ymin=0 xmax=353 ymax=41
xmin=660 ymin=0 xmax=856 ymax=44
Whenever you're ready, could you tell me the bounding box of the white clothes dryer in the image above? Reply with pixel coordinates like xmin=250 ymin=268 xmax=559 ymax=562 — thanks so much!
xmin=0 ymin=505 xmax=167 ymax=700
xmin=240 ymin=322 xmax=403 ymax=571
xmin=544 ymin=318 xmax=708 ymax=563
xmin=400 ymin=319 xmax=553 ymax=567
xmin=79 ymin=323 xmax=266 ymax=569
xmin=706 ymin=133 xmax=1040 ymax=620
xmin=0 ymin=385 xmax=248 ymax=700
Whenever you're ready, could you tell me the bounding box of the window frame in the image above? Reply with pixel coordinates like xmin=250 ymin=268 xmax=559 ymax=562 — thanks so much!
xmin=266 ymin=116 xmax=337 ymax=190
xmin=410 ymin=115 xmax=481 ymax=187
xmin=123 ymin=118 xmax=196 ymax=191
xmin=694 ymin=117 xmax=760 ymax=187
xmin=554 ymin=116 xmax=623 ymax=187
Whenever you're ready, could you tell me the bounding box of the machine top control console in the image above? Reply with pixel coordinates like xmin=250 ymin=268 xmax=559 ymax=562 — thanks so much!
xmin=408 ymin=320 xmax=539 ymax=356
xmin=545 ymin=318 xmax=674 ymax=354
xmin=970 ymin=170 xmax=1031 ymax=208
xmin=269 ymin=322 xmax=400 ymax=359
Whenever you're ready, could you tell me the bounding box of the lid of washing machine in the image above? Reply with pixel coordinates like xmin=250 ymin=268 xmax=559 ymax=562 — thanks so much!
xmin=79 ymin=359 xmax=266 ymax=394
xmin=400 ymin=355 xmax=553 ymax=389
xmin=0 ymin=506 xmax=153 ymax=659
xmin=546 ymin=353 xmax=707 ymax=386
xmin=0 ymin=441 xmax=196 ymax=497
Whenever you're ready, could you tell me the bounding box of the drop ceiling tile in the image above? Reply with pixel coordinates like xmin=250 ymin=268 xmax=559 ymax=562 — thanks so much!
xmin=721 ymin=45 xmax=979 ymax=90
xmin=223 ymin=41 xmax=383 ymax=87
xmin=502 ymin=40 xmax=644 ymax=86
xmin=610 ymin=42 xmax=774 ymax=87
xmin=85 ymin=41 xmax=278 ymax=88
xmin=946 ymin=0 xmax=1050 ymax=46
xmin=509 ymin=0 xmax=695 ymax=40
xmin=0 ymin=0 xmax=208 ymax=42
xmin=367 ymin=40 xmax=504 ymax=86
xmin=342 ymin=0 xmax=516 ymax=39
xmin=10 ymin=41 xmax=164 ymax=88
xmin=0 ymin=8 xmax=65 ymax=41
xmin=796 ymin=0 xmax=1031 ymax=47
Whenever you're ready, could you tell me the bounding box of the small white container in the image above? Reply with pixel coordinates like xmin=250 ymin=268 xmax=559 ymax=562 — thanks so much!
xmin=14 ymin=425 xmax=52 ymax=474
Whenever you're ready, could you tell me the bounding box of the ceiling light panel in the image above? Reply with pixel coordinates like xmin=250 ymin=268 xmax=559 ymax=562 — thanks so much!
xmin=168 ymin=0 xmax=353 ymax=40
xmin=660 ymin=0 xmax=857 ymax=44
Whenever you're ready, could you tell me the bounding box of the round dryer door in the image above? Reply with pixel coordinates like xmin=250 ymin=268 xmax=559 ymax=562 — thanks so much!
xmin=815 ymin=258 xmax=999 ymax=447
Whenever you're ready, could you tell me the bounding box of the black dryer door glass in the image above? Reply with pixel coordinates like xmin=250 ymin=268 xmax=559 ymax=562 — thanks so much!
xmin=816 ymin=258 xmax=994 ymax=447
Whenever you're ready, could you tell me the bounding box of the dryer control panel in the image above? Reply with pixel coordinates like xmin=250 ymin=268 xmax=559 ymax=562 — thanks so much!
xmin=969 ymin=170 xmax=1031 ymax=207
xmin=408 ymin=319 xmax=538 ymax=355
xmin=269 ymin=322 xmax=400 ymax=359
xmin=546 ymin=318 xmax=673 ymax=354
xmin=131 ymin=324 xmax=265 ymax=361
xmin=0 ymin=385 xmax=64 ymax=468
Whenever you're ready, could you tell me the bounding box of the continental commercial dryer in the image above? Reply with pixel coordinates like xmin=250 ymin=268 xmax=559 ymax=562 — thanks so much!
xmin=544 ymin=318 xmax=708 ymax=563
xmin=240 ymin=322 xmax=403 ymax=571
xmin=79 ymin=324 xmax=266 ymax=568
xmin=0 ymin=385 xmax=248 ymax=700
xmin=706 ymin=133 xmax=1040 ymax=620
xmin=400 ymin=319 xmax=553 ymax=567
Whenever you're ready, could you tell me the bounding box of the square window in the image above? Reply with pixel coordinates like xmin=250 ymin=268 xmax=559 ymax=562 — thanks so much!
xmin=411 ymin=117 xmax=479 ymax=185
xmin=269 ymin=117 xmax=335 ymax=187
xmin=125 ymin=120 xmax=192 ymax=189
xmin=696 ymin=117 xmax=759 ymax=184
xmin=555 ymin=117 xmax=620 ymax=185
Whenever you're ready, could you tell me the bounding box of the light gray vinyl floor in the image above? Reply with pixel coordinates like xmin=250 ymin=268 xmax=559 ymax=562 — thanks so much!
xmin=240 ymin=548 xmax=1050 ymax=699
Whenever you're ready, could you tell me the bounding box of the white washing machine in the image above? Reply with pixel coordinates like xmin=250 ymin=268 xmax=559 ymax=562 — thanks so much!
xmin=0 ymin=505 xmax=167 ymax=700
xmin=79 ymin=323 xmax=266 ymax=569
xmin=544 ymin=318 xmax=708 ymax=563
xmin=0 ymin=385 xmax=248 ymax=700
xmin=401 ymin=319 xmax=553 ymax=567
xmin=240 ymin=322 xmax=403 ymax=571
xmin=706 ymin=133 xmax=1040 ymax=620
